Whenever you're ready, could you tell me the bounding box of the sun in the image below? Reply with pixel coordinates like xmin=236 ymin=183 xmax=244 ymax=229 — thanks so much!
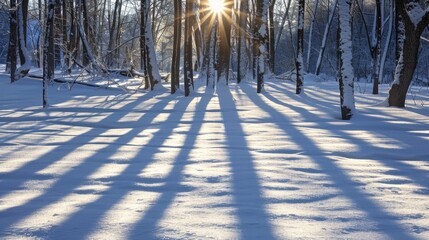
xmin=209 ymin=0 xmax=225 ymax=14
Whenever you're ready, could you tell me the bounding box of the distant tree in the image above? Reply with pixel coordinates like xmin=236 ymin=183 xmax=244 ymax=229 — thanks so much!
xmin=306 ymin=0 xmax=319 ymax=71
xmin=315 ymin=0 xmax=338 ymax=75
xmin=371 ymin=0 xmax=382 ymax=94
xmin=388 ymin=0 xmax=429 ymax=107
xmin=268 ymin=0 xmax=276 ymax=73
xmin=7 ymin=0 xmax=17 ymax=82
xmin=217 ymin=0 xmax=233 ymax=84
xmin=295 ymin=0 xmax=304 ymax=94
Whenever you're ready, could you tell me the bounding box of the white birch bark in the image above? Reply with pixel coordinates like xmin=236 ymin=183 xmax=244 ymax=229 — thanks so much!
xmin=338 ymin=0 xmax=355 ymax=119
xmin=315 ymin=0 xmax=338 ymax=75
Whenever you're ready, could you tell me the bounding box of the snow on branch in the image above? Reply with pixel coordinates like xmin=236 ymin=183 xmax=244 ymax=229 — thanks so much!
xmin=405 ymin=1 xmax=429 ymax=29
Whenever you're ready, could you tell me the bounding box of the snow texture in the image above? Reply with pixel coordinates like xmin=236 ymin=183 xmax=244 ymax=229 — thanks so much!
xmin=0 ymin=69 xmax=429 ymax=239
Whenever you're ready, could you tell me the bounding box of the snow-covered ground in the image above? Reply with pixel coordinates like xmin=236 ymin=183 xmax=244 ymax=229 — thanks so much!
xmin=1 ymin=70 xmax=428 ymax=239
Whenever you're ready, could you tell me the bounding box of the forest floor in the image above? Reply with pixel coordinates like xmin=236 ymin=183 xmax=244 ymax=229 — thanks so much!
xmin=1 ymin=69 xmax=429 ymax=239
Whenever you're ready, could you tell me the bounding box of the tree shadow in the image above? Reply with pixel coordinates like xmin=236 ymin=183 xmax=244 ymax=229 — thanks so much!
xmin=0 ymin=90 xmax=177 ymax=237
xmin=127 ymin=92 xmax=213 ymax=239
xmin=239 ymin=83 xmax=417 ymax=239
xmin=217 ymin=86 xmax=276 ymax=239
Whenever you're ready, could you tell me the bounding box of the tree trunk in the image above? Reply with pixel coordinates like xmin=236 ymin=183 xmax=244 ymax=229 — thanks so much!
xmin=315 ymin=0 xmax=337 ymax=75
xmin=388 ymin=0 xmax=429 ymax=107
xmin=268 ymin=0 xmax=275 ymax=73
xmin=306 ymin=0 xmax=319 ymax=71
xmin=295 ymin=0 xmax=305 ymax=94
xmin=43 ymin=0 xmax=55 ymax=108
xmin=371 ymin=0 xmax=382 ymax=94
xmin=255 ymin=0 xmax=269 ymax=93
xmin=237 ymin=0 xmax=249 ymax=83
xmin=337 ymin=0 xmax=355 ymax=120
xmin=171 ymin=0 xmax=181 ymax=94
xmin=183 ymin=0 xmax=194 ymax=96
xmin=8 ymin=0 xmax=17 ymax=82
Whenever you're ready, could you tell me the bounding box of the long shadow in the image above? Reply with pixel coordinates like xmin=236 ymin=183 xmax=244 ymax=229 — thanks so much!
xmin=240 ymin=84 xmax=416 ymax=239
xmin=218 ymin=86 xmax=276 ymax=240
xmin=264 ymin=82 xmax=429 ymax=193
xmin=0 ymin=91 xmax=161 ymax=199
xmin=127 ymin=92 xmax=213 ymax=239
xmin=265 ymin=90 xmax=429 ymax=190
xmin=45 ymin=93 xmax=196 ymax=239
xmin=0 ymin=91 xmax=173 ymax=236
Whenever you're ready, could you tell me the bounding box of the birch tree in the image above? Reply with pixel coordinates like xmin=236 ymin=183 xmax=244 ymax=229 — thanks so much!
xmin=255 ymin=0 xmax=269 ymax=93
xmin=337 ymin=0 xmax=355 ymax=120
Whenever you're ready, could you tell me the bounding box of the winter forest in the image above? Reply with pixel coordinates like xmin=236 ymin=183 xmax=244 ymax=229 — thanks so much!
xmin=1 ymin=0 xmax=429 ymax=239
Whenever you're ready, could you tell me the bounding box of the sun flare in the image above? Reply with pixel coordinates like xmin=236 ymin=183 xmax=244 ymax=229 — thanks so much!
xmin=209 ymin=0 xmax=225 ymax=14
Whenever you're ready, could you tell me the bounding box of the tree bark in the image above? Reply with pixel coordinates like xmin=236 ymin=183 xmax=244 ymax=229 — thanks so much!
xmin=43 ymin=0 xmax=55 ymax=108
xmin=388 ymin=0 xmax=429 ymax=107
xmin=184 ymin=0 xmax=194 ymax=96
xmin=8 ymin=0 xmax=17 ymax=82
xmin=255 ymin=0 xmax=269 ymax=93
xmin=171 ymin=0 xmax=182 ymax=94
xmin=295 ymin=0 xmax=305 ymax=94
xmin=337 ymin=0 xmax=355 ymax=120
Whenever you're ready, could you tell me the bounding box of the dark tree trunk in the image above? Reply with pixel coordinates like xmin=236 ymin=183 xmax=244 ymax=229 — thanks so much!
xmin=295 ymin=0 xmax=305 ymax=94
xmin=388 ymin=0 xmax=429 ymax=107
xmin=171 ymin=0 xmax=181 ymax=94
xmin=8 ymin=0 xmax=18 ymax=82
xmin=17 ymin=0 xmax=28 ymax=64
xmin=62 ymin=0 xmax=69 ymax=68
xmin=43 ymin=0 xmax=55 ymax=108
xmin=237 ymin=0 xmax=249 ymax=83
xmin=183 ymin=0 xmax=194 ymax=96
xmin=371 ymin=0 xmax=381 ymax=94
xmin=140 ymin=0 xmax=149 ymax=89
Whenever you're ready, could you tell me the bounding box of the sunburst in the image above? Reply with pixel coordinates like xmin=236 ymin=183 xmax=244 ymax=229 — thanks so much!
xmin=209 ymin=0 xmax=225 ymax=14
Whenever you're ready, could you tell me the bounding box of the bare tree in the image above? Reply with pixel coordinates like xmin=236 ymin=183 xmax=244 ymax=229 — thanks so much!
xmin=170 ymin=0 xmax=181 ymax=94
xmin=295 ymin=0 xmax=304 ymax=94
xmin=337 ymin=0 xmax=355 ymax=120
xmin=255 ymin=0 xmax=269 ymax=93
xmin=43 ymin=0 xmax=55 ymax=108
xmin=388 ymin=0 xmax=429 ymax=107
xmin=7 ymin=0 xmax=17 ymax=82
xmin=184 ymin=0 xmax=194 ymax=96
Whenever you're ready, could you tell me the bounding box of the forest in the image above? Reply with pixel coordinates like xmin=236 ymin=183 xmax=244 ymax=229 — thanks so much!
xmin=1 ymin=0 xmax=429 ymax=118
xmin=1 ymin=0 xmax=429 ymax=239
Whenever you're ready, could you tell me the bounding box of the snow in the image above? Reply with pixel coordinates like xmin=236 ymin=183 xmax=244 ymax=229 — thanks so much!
xmin=1 ymin=69 xmax=429 ymax=239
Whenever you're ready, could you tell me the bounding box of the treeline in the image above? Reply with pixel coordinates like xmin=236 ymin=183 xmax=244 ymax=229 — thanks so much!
xmin=2 ymin=0 xmax=429 ymax=119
